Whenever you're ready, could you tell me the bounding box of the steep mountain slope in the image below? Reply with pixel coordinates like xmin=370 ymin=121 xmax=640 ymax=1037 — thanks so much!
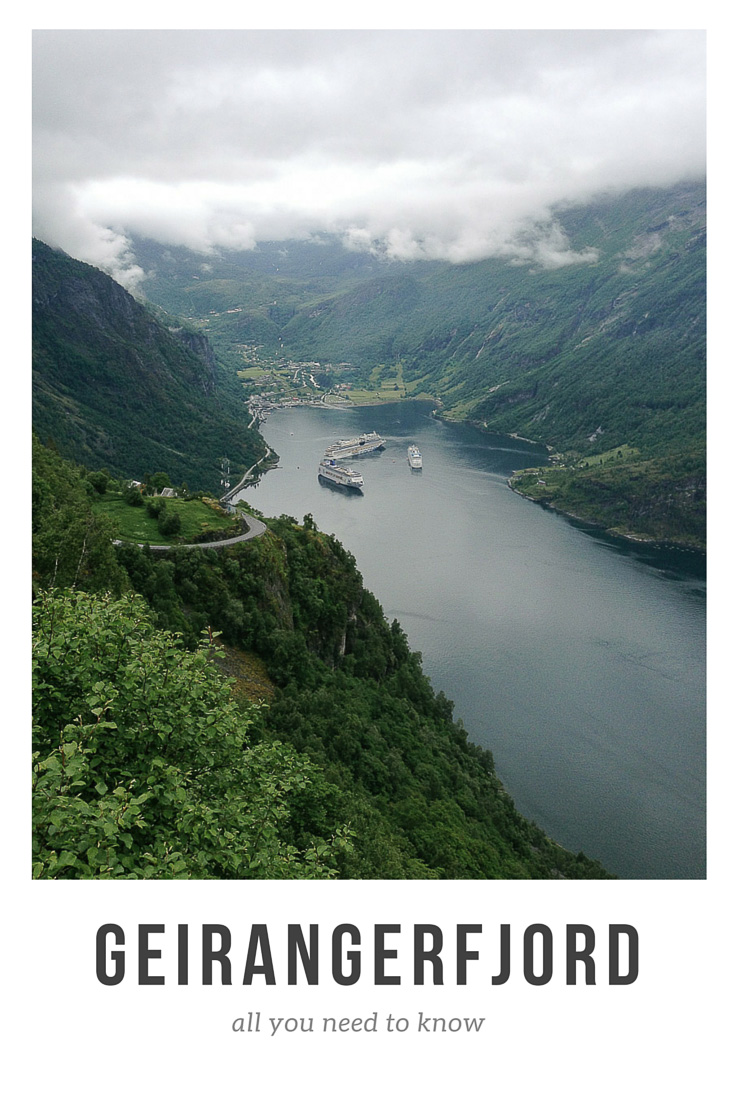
xmin=132 ymin=181 xmax=705 ymax=545
xmin=32 ymin=239 xmax=266 ymax=491
xmin=449 ymin=187 xmax=706 ymax=452
xmin=133 ymin=184 xmax=704 ymax=449
xmin=32 ymin=437 xmax=613 ymax=879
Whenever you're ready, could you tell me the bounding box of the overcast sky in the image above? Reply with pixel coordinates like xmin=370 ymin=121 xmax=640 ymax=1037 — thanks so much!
xmin=32 ymin=29 xmax=705 ymax=288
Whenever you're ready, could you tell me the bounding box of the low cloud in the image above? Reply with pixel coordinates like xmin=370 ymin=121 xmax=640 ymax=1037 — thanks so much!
xmin=33 ymin=30 xmax=705 ymax=284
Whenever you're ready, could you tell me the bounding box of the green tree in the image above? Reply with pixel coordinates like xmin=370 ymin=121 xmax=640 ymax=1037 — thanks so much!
xmin=158 ymin=509 xmax=182 ymax=538
xmin=146 ymin=497 xmax=166 ymax=519
xmin=32 ymin=434 xmax=125 ymax=594
xmin=32 ymin=590 xmax=352 ymax=879
xmin=85 ymin=470 xmax=109 ymax=494
xmin=149 ymin=472 xmax=171 ymax=493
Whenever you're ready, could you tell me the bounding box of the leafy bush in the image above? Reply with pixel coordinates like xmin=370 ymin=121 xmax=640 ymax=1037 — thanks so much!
xmin=158 ymin=509 xmax=182 ymax=538
xmin=32 ymin=590 xmax=352 ymax=879
xmin=85 ymin=470 xmax=109 ymax=494
xmin=123 ymin=484 xmax=143 ymax=506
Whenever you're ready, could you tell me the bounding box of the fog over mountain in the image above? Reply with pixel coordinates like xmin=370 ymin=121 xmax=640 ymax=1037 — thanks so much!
xmin=33 ymin=29 xmax=705 ymax=289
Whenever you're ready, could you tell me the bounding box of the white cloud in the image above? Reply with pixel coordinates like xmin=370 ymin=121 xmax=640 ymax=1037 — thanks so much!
xmin=32 ymin=29 xmax=705 ymax=281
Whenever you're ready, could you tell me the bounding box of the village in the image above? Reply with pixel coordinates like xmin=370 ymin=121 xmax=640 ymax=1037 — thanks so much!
xmin=238 ymin=353 xmax=411 ymax=427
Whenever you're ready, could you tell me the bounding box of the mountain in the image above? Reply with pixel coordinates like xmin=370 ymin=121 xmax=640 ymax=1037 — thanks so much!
xmin=32 ymin=239 xmax=267 ymax=491
xmin=32 ymin=437 xmax=612 ymax=880
xmin=132 ymin=180 xmax=706 ymax=546
xmin=31 ymin=200 xmax=703 ymax=877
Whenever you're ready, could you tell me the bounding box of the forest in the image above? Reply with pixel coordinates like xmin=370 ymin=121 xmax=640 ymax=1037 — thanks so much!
xmin=32 ymin=436 xmax=612 ymax=880
xmin=32 ymin=180 xmax=706 ymax=878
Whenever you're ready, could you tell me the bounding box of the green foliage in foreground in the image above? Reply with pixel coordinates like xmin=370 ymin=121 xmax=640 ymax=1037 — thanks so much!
xmin=32 ymin=439 xmax=613 ymax=879
xmin=111 ymin=514 xmax=612 ymax=878
xmin=32 ymin=590 xmax=352 ymax=879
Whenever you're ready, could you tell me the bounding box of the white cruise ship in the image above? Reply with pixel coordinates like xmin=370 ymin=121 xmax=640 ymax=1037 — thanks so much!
xmin=407 ymin=444 xmax=423 ymax=470
xmin=318 ymin=458 xmax=364 ymax=492
xmin=324 ymin=431 xmax=385 ymax=460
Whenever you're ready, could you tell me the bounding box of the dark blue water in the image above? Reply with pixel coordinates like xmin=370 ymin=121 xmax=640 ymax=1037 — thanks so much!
xmin=236 ymin=401 xmax=706 ymax=879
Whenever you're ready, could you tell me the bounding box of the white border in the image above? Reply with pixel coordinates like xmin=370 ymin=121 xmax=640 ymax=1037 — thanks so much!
xmin=10 ymin=7 xmax=730 ymax=1099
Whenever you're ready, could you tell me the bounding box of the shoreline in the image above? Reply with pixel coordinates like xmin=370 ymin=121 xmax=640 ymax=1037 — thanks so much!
xmin=245 ymin=393 xmax=705 ymax=555
xmin=507 ymin=481 xmax=706 ymax=556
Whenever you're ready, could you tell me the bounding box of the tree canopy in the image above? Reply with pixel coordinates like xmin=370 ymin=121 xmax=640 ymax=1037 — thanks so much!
xmin=32 ymin=589 xmax=352 ymax=879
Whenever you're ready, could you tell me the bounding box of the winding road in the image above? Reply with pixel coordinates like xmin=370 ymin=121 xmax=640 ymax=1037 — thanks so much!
xmin=115 ymin=446 xmax=274 ymax=552
xmin=220 ymin=445 xmax=274 ymax=505
xmin=114 ymin=513 xmax=267 ymax=553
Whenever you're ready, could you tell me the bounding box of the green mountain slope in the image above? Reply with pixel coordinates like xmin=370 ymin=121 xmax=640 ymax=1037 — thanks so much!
xmin=33 ymin=439 xmax=612 ymax=879
xmin=32 ymin=239 xmax=267 ymax=491
xmin=456 ymin=188 xmax=705 ymax=454
xmin=132 ymin=181 xmax=705 ymax=546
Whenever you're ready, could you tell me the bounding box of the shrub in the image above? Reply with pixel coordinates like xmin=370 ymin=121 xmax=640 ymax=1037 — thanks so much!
xmin=158 ymin=510 xmax=182 ymax=538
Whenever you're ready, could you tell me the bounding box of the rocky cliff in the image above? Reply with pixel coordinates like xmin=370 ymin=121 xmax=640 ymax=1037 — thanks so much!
xmin=32 ymin=239 xmax=265 ymax=490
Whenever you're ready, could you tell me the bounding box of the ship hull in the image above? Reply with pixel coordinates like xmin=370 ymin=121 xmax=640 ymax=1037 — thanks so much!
xmin=318 ymin=459 xmax=364 ymax=492
xmin=318 ymin=474 xmax=364 ymax=494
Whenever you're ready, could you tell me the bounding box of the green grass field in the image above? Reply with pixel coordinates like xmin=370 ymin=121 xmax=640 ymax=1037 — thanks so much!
xmin=237 ymin=355 xmax=417 ymax=407
xmin=237 ymin=364 xmax=268 ymax=380
xmin=342 ymin=361 xmax=408 ymax=404
xmin=92 ymin=493 xmax=242 ymax=543
xmin=576 ymin=444 xmax=639 ymax=468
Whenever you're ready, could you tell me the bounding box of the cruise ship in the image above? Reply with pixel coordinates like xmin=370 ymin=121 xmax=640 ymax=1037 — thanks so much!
xmin=407 ymin=444 xmax=423 ymax=470
xmin=324 ymin=431 xmax=385 ymax=460
xmin=318 ymin=458 xmax=364 ymax=492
